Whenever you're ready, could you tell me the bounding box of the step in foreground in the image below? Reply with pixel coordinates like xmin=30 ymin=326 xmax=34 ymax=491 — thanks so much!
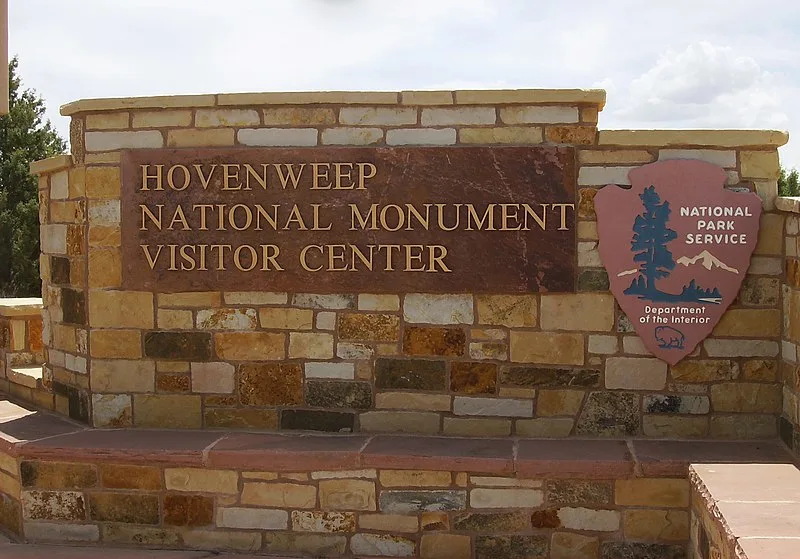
xmin=0 ymin=396 xmax=795 ymax=558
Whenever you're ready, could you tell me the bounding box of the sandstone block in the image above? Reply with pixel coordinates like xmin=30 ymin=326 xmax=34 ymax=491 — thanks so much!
xmin=404 ymin=327 xmax=466 ymax=356
xmin=401 ymin=90 xmax=453 ymax=105
xmin=578 ymin=149 xmax=654 ymax=165
xmin=291 ymin=510 xmax=356 ymax=532
xmin=40 ymin=224 xmax=67 ymax=254
xmin=657 ymin=149 xmax=736 ymax=167
xmin=500 ymin=106 xmax=578 ymax=124
xmin=588 ymin=335 xmax=618 ymax=354
xmin=459 ymin=126 xmax=543 ymax=144
xmin=670 ymin=359 xmax=737 ymax=382
xmin=239 ymin=363 xmax=302 ymax=406
xmin=443 ymin=418 xmax=511 ymax=436
xmin=576 ymin=392 xmax=639 ymax=436
xmin=710 ymin=383 xmax=781 ymax=413
xmin=350 ymin=534 xmax=415 ymax=557
xmin=404 ymin=293 xmax=473 ymax=324
xmin=86 ymin=112 xmax=128 ymax=130
xmin=358 ymin=294 xmax=400 ymax=311
xmin=470 ymin=488 xmax=543 ymax=508
xmin=704 ymin=339 xmax=778 ymax=358
xmin=450 ymin=362 xmax=497 ymax=394
xmin=289 ymin=332 xmax=334 ymax=359
xmin=643 ymin=416 xmax=708 ymax=438
xmin=132 ymin=110 xmax=192 ymax=128
xmin=380 ymin=470 xmax=451 ymax=488
xmin=319 ymin=479 xmax=375 ymax=511
xmin=469 ymin=341 xmax=508 ymax=361
xmin=551 ymin=532 xmax=599 ymax=559
xmin=89 ymin=329 xmax=141 ymax=359
xmin=321 ymin=127 xmax=383 ymax=145
xmin=91 ymin=394 xmax=132 ymax=427
xmin=624 ymin=509 xmax=689 ymax=541
xmin=85 ymin=167 xmax=120 ymax=201
xmin=22 ymin=490 xmax=85 ymax=521
xmin=167 ymin=128 xmax=234 ymax=147
xmin=316 ymin=312 xmax=336 ymax=330
xmin=359 ymin=411 xmax=440 ymax=434
xmin=215 ymin=332 xmax=285 ymax=360
xmin=217 ymin=507 xmax=287 ymax=530
xmin=88 ymin=492 xmax=159 ymax=524
xmin=421 ymin=533 xmax=471 ymax=559
xmin=386 ymin=128 xmax=456 ymax=146
xmin=644 ymin=394 xmax=710 ymax=414
xmin=293 ymin=293 xmax=356 ymax=309
xmin=605 ymin=357 xmax=667 ymax=390
xmin=196 ymin=308 xmax=257 ymax=330
xmin=258 ymin=307 xmax=313 ymax=330
xmin=165 ymin=468 xmax=238 ymax=494
xmin=337 ymin=342 xmax=373 ymax=359
xmin=422 ymin=107 xmax=495 ymax=126
xmin=133 ymin=394 xmax=201 ymax=428
xmin=157 ymin=309 xmax=193 ymax=329
xmin=163 ymin=494 xmax=213 ymax=526
xmin=339 ymin=313 xmax=400 ymax=341
xmin=376 ymin=392 xmax=450 ymax=411
xmin=615 ymin=478 xmax=689 ymax=507
xmin=159 ymin=291 xmax=221 ymax=307
xmin=558 ymin=507 xmax=619 ymax=531
xmin=577 ymin=241 xmax=602 ymax=266
xmin=306 ymin=380 xmax=372 ymax=409
xmin=475 ymin=295 xmax=536 ymax=327
xmin=99 ymin=464 xmax=160 ymax=490
xmin=190 ymin=362 xmax=235 ymax=393
xmin=578 ymin=166 xmax=635 ymax=186
xmin=475 ymin=535 xmax=548 ymax=557
xmin=262 ymin=107 xmax=335 ymax=125
xmin=195 ymin=108 xmax=259 ymax=127
xmin=540 ymin=294 xmax=614 ymax=331
xmin=20 ymin=462 xmax=96 ymax=491
xmin=379 ymin=490 xmax=466 ymax=514
xmin=509 ymin=332 xmax=584 ymax=365
xmin=224 ymin=291 xmax=287 ymax=305
xmin=241 ymin=482 xmax=316 ymax=508
xmin=359 ymin=513 xmax=418 ymax=533
xmin=92 ymin=359 xmax=154 ymax=392
xmin=305 ymin=362 xmax=355 ymax=380
xmin=238 ymin=128 xmax=317 ymax=146
xmin=184 ymin=529 xmax=260 ymax=552
xmin=89 ymin=290 xmax=153 ymax=328
xmin=754 ymin=213 xmax=784 ymax=256
xmin=741 ymin=150 xmax=780 ymax=179
xmin=85 ymin=131 xmax=163 ymax=151
xmin=537 ymin=390 xmax=584 ymax=416
xmin=710 ymin=414 xmax=777 ymax=438
xmin=453 ymin=396 xmax=532 ymax=417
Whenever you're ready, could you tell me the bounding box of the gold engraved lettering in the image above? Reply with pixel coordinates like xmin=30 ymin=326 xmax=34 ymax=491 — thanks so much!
xmin=300 ymin=245 xmax=324 ymax=271
xmin=350 ymin=204 xmax=377 ymax=231
xmin=327 ymin=244 xmax=349 ymax=271
xmin=350 ymin=245 xmax=374 ymax=271
xmin=210 ymin=244 xmax=232 ymax=271
xmin=179 ymin=245 xmax=196 ymax=271
xmin=466 ymin=204 xmax=495 ymax=231
xmin=379 ymin=244 xmax=401 ymax=271
xmin=166 ymin=165 xmax=191 ymax=191
xmin=404 ymin=244 xmax=426 ymax=271
xmin=233 ymin=244 xmax=257 ymax=271
xmin=332 ymin=163 xmax=354 ymax=189
xmin=243 ymin=164 xmax=268 ymax=190
xmin=229 ymin=204 xmax=253 ymax=231
xmin=193 ymin=164 xmax=217 ymax=190
xmin=551 ymin=203 xmax=575 ymax=230
xmin=197 ymin=244 xmax=208 ymax=271
xmin=500 ymin=204 xmax=520 ymax=231
xmin=405 ymin=204 xmax=431 ymax=231
xmin=193 ymin=204 xmax=213 ymax=231
xmin=216 ymin=204 xmax=226 ymax=231
xmin=284 ymin=205 xmax=308 ymax=230
xmin=429 ymin=245 xmax=451 ymax=272
xmin=140 ymin=245 xmax=163 ymax=269
xmin=167 ymin=244 xmax=178 ymax=270
xmin=140 ymin=164 xmax=164 ymax=191
xmin=140 ymin=204 xmax=163 ymax=231
xmin=261 ymin=245 xmax=284 ymax=271
xmin=435 ymin=203 xmax=461 ymax=231
xmin=311 ymin=204 xmax=332 ymax=231
xmin=275 ymin=164 xmax=305 ymax=189
xmin=254 ymin=204 xmax=279 ymax=231
xmin=522 ymin=203 xmax=547 ymax=230
xmin=379 ymin=205 xmax=405 ymax=232
xmin=356 ymin=162 xmax=376 ymax=189
xmin=221 ymin=164 xmax=241 ymax=190
xmin=168 ymin=205 xmax=191 ymax=231
xmin=310 ymin=163 xmax=331 ymax=189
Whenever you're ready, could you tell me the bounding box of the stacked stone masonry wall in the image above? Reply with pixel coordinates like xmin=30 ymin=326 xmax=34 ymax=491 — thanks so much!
xmin=30 ymin=89 xmax=788 ymax=436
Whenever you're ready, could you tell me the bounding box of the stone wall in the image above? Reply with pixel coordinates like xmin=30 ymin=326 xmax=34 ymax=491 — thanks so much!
xmin=30 ymin=89 xmax=789 ymax=436
xmin=0 ymin=300 xmax=50 ymax=410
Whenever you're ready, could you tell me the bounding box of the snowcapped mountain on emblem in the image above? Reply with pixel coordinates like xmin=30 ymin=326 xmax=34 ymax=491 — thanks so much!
xmin=676 ymin=250 xmax=739 ymax=274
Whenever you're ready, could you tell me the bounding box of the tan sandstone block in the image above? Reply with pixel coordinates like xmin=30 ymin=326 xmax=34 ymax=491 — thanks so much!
xmin=470 ymin=488 xmax=543 ymax=508
xmin=540 ymin=294 xmax=614 ymax=331
xmin=88 ymin=249 xmax=121 ymax=288
xmin=615 ymin=478 xmax=689 ymax=507
xmin=88 ymin=226 xmax=120 ymax=247
xmin=158 ymin=309 xmax=193 ymax=329
xmin=167 ymin=128 xmax=234 ymax=147
xmin=86 ymin=112 xmax=129 ymax=130
xmin=358 ymin=294 xmax=400 ymax=311
xmin=133 ymin=394 xmax=201 ymax=428
xmin=319 ymin=479 xmax=376 ymax=511
xmin=754 ymin=213 xmax=784 ymax=256
xmin=740 ymin=150 xmax=780 ymax=179
xmin=262 ymin=107 xmax=335 ymax=125
xmin=443 ymin=418 xmax=511 ymax=436
xmin=400 ymin=91 xmax=453 ymax=105
xmin=159 ymin=292 xmax=220 ymax=307
xmin=339 ymin=107 xmax=416 ymax=126
xmin=606 ymin=357 xmax=667 ymax=390
xmin=92 ymin=359 xmax=154 ymax=393
xmin=386 ymin=128 xmax=456 ymax=146
xmin=422 ymin=107 xmax=495 ymax=126
xmin=624 ymin=509 xmax=689 ymax=540
xmin=551 ymin=532 xmax=599 ymax=559
xmin=90 ymin=329 xmax=141 ymax=359
xmin=289 ymin=332 xmax=334 ymax=359
xmin=459 ymin=127 xmax=543 ymax=144
xmin=132 ymin=110 xmax=193 ymax=128
xmin=195 ymin=109 xmax=260 ymax=127
xmin=710 ymin=383 xmax=781 ymax=413
xmin=510 ymin=332 xmax=584 ymax=365
xmin=215 ymin=332 xmax=285 ymax=361
xmin=359 ymin=411 xmax=440 ymax=434
xmin=421 ymin=533 xmax=471 ymax=559
xmin=713 ymin=309 xmax=780 ymax=337
xmin=537 ymin=390 xmax=584 ymax=416
xmin=380 ymin=470 xmax=451 ymax=487
xmin=321 ymin=127 xmax=383 ymax=145
xmin=85 ymin=167 xmax=120 ymax=199
xmin=165 ymin=468 xmax=238 ymax=494
xmin=89 ymin=290 xmax=153 ymax=328
xmin=476 ymin=295 xmax=537 ymax=327
xmin=578 ymin=150 xmax=655 ymax=165
xmin=499 ymin=106 xmax=578 ymax=124
xmin=375 ymin=392 xmax=451 ymax=411
xmin=359 ymin=513 xmax=418 ymax=533
xmin=259 ymin=308 xmax=314 ymax=330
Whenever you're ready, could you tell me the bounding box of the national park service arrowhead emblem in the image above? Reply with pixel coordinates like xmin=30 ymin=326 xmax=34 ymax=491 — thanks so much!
xmin=595 ymin=160 xmax=762 ymax=365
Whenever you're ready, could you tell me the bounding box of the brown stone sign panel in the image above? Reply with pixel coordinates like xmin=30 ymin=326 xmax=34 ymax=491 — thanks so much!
xmin=595 ymin=160 xmax=762 ymax=364
xmin=120 ymin=146 xmax=576 ymax=293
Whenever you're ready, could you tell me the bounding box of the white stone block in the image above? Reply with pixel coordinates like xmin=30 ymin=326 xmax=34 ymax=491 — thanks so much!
xmin=49 ymin=171 xmax=69 ymax=200
xmin=340 ymin=107 xmax=417 ymax=126
xmin=421 ymin=107 xmax=496 ymax=126
xmin=386 ymin=128 xmax=456 ymax=146
xmin=237 ymin=128 xmax=317 ymax=146
xmin=577 ymin=166 xmax=635 ymax=186
xmin=85 ymin=131 xmax=164 ymax=151
xmin=304 ymin=362 xmax=355 ymax=379
xmin=658 ymin=149 xmax=737 ymax=168
xmin=321 ymin=127 xmax=383 ymax=145
xmin=217 ymin=507 xmax=288 ymax=530
xmin=499 ymin=106 xmax=579 ymax=124
xmin=403 ymin=294 xmax=473 ymax=324
xmin=453 ymin=396 xmax=532 ymax=417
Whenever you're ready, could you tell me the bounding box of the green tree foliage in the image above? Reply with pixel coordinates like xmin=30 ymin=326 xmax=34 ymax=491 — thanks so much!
xmin=779 ymin=166 xmax=800 ymax=197
xmin=0 ymin=57 xmax=66 ymax=296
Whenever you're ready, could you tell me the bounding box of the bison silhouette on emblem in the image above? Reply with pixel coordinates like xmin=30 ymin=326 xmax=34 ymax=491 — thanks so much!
xmin=654 ymin=326 xmax=685 ymax=350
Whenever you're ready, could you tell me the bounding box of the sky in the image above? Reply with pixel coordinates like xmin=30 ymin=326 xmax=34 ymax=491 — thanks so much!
xmin=8 ymin=0 xmax=800 ymax=169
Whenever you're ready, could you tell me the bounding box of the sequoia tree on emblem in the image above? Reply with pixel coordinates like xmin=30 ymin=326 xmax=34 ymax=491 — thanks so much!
xmin=595 ymin=160 xmax=762 ymax=364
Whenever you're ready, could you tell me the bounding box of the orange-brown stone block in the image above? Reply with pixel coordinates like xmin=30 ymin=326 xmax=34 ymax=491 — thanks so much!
xmin=338 ymin=313 xmax=401 ymax=342
xmin=403 ymin=327 xmax=465 ymax=356
xmin=163 ymin=494 xmax=213 ymax=526
xmin=450 ymin=362 xmax=497 ymax=394
xmin=239 ymin=363 xmax=303 ymax=406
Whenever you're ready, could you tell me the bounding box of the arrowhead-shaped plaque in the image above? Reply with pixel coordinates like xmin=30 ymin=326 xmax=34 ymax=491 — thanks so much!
xmin=595 ymin=160 xmax=762 ymax=365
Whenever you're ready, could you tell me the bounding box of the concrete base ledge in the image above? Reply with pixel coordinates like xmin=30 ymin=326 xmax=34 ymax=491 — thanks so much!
xmin=0 ymin=395 xmax=796 ymax=557
xmin=691 ymin=463 xmax=800 ymax=559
